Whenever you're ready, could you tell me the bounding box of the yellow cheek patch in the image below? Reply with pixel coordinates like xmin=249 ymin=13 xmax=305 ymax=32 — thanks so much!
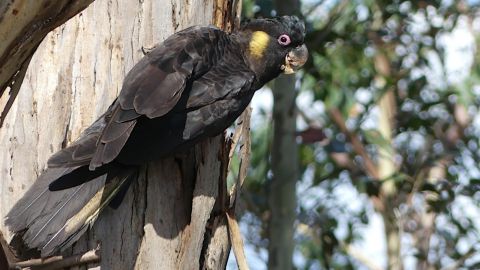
xmin=249 ymin=31 xmax=270 ymax=59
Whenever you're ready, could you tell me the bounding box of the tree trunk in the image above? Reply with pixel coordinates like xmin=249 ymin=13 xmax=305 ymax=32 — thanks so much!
xmin=0 ymin=0 xmax=237 ymax=268
xmin=267 ymin=1 xmax=301 ymax=269
xmin=374 ymin=51 xmax=403 ymax=270
xmin=0 ymin=0 xmax=95 ymax=127
xmin=268 ymin=75 xmax=297 ymax=270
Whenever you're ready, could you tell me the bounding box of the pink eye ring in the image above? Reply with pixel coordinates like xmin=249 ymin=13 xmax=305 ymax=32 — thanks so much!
xmin=278 ymin=34 xmax=291 ymax=46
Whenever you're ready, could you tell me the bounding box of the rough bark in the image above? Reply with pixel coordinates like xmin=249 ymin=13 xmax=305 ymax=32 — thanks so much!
xmin=0 ymin=0 xmax=237 ymax=268
xmin=267 ymin=2 xmax=300 ymax=268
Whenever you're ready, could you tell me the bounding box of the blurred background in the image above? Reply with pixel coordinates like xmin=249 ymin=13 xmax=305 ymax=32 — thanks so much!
xmin=229 ymin=0 xmax=480 ymax=269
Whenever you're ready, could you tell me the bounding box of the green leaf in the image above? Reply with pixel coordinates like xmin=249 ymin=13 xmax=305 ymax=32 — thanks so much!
xmin=362 ymin=129 xmax=394 ymax=155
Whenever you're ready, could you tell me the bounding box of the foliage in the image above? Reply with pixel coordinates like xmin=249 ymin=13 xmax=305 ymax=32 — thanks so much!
xmin=239 ymin=0 xmax=480 ymax=269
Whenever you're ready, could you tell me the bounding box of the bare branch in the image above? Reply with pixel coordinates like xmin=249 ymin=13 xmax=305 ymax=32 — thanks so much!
xmin=440 ymin=248 xmax=477 ymax=270
xmin=328 ymin=108 xmax=379 ymax=179
xmin=226 ymin=211 xmax=250 ymax=270
xmin=228 ymin=106 xmax=252 ymax=207
xmin=225 ymin=106 xmax=252 ymax=269
xmin=309 ymin=0 xmax=349 ymax=45
xmin=328 ymin=108 xmax=385 ymax=211
xmin=10 ymin=247 xmax=100 ymax=270
xmin=0 ymin=54 xmax=32 ymax=127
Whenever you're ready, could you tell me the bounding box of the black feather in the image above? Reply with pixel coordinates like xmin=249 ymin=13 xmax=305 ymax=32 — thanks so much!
xmin=108 ymin=171 xmax=136 ymax=209
xmin=6 ymin=17 xmax=307 ymax=257
xmin=49 ymin=163 xmax=119 ymax=191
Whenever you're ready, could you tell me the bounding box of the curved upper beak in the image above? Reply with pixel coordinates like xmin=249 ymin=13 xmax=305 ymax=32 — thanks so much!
xmin=282 ymin=44 xmax=308 ymax=74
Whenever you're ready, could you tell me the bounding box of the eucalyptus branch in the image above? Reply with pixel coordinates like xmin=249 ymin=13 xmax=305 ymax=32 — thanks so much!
xmin=440 ymin=248 xmax=477 ymax=270
xmin=226 ymin=211 xmax=250 ymax=270
xmin=225 ymin=107 xmax=252 ymax=270
xmin=328 ymin=108 xmax=379 ymax=179
xmin=309 ymin=0 xmax=349 ymax=46
xmin=10 ymin=247 xmax=100 ymax=270
xmin=328 ymin=108 xmax=385 ymax=211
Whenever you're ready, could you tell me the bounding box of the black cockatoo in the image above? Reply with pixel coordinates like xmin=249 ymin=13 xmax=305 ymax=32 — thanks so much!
xmin=5 ymin=16 xmax=308 ymax=256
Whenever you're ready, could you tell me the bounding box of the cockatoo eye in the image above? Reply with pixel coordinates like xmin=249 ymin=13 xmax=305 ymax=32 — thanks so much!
xmin=278 ymin=34 xmax=291 ymax=46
